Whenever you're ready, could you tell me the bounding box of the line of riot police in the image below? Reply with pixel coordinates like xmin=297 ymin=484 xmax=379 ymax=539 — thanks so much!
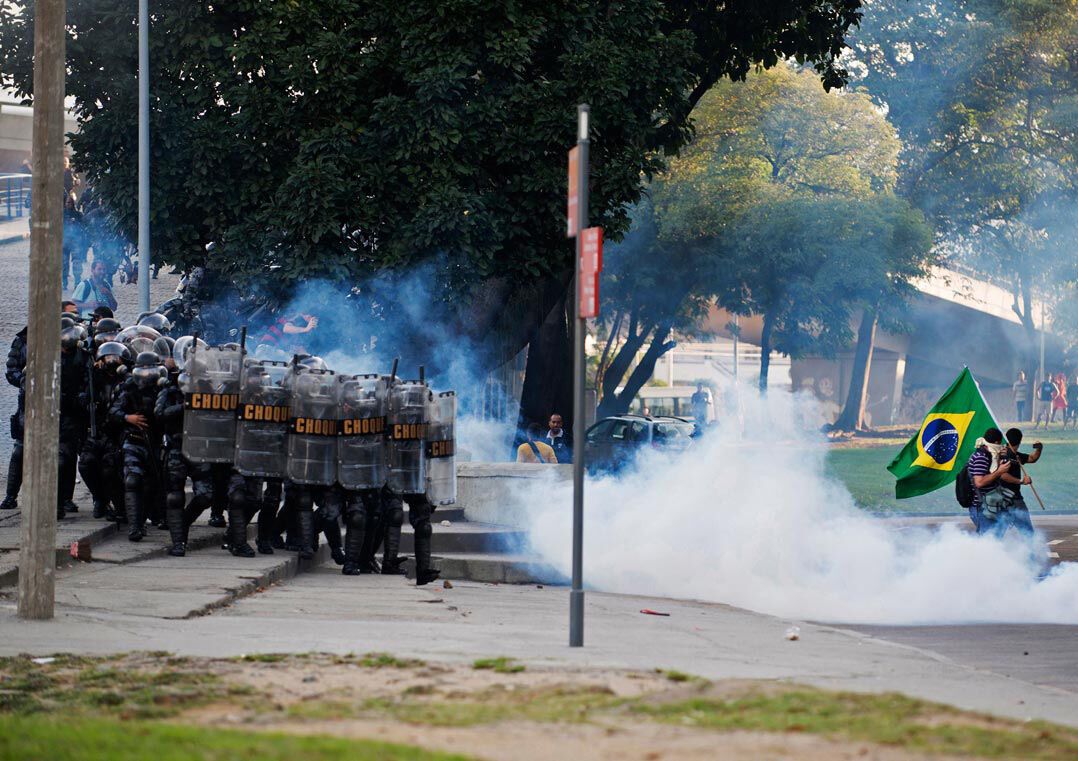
xmin=3 ymin=313 xmax=455 ymax=587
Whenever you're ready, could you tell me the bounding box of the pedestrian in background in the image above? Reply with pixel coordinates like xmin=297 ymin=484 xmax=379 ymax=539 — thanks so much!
xmin=1034 ymin=374 xmax=1057 ymax=430
xmin=72 ymin=259 xmax=118 ymax=316
xmin=545 ymin=413 xmax=572 ymax=463
xmin=1012 ymin=370 xmax=1028 ymax=422
xmin=516 ymin=423 xmax=557 ymax=464
xmin=1050 ymin=372 xmax=1068 ymax=426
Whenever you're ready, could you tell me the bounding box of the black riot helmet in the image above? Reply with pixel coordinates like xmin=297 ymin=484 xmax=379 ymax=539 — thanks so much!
xmin=61 ymin=323 xmax=88 ymax=352
xmin=96 ymin=341 xmax=132 ymax=371
xmin=61 ymin=315 xmax=76 ymax=330
xmin=94 ymin=317 xmax=122 ymax=336
xmin=131 ymin=351 xmax=165 ymax=388
xmin=93 ymin=317 xmax=123 ymax=348
xmin=138 ymin=312 xmax=172 ymax=335
xmin=294 ymin=354 xmax=328 ymax=372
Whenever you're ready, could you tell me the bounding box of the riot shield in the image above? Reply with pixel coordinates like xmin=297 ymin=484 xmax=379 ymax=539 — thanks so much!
xmin=286 ymin=367 xmax=338 ymax=486
xmin=234 ymin=359 xmax=291 ymax=478
xmin=387 ymin=379 xmax=430 ymax=495
xmin=180 ymin=344 xmax=243 ymax=463
xmin=425 ymin=391 xmax=456 ymax=505
xmin=337 ymin=374 xmax=388 ymax=491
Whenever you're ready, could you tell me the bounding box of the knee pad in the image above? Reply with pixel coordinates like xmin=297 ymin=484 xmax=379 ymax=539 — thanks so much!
xmin=386 ymin=506 xmax=404 ymax=528
xmin=345 ymin=508 xmax=367 ymax=530
xmin=124 ymin=473 xmax=142 ymax=492
xmin=166 ymin=491 xmax=185 ymax=513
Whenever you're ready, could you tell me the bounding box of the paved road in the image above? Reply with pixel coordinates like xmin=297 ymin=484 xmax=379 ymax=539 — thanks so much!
xmin=0 ymin=236 xmax=179 ymax=465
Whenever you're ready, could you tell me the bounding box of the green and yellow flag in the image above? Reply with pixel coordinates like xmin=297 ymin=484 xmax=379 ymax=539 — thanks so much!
xmin=887 ymin=368 xmax=999 ymax=499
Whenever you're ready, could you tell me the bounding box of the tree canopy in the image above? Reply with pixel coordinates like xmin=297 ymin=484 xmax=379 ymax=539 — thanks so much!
xmin=595 ymin=64 xmax=933 ymax=410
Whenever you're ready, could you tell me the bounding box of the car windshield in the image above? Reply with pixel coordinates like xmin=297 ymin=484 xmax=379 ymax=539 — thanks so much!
xmin=653 ymin=421 xmax=694 ymax=444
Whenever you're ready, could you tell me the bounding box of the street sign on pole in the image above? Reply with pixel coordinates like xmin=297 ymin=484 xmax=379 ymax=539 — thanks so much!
xmin=569 ymin=105 xmax=589 ymax=647
xmin=567 ymin=146 xmax=580 ymax=238
xmin=579 ymin=227 xmax=602 ymax=319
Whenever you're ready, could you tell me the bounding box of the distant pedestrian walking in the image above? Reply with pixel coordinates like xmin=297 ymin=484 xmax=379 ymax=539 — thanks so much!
xmin=1011 ymin=370 xmax=1028 ymax=422
xmin=691 ymin=383 xmax=711 ymax=427
xmin=1034 ymin=375 xmax=1057 ymax=430
xmin=544 ymin=413 xmax=572 ymax=464
xmin=1050 ymin=372 xmax=1068 ymax=426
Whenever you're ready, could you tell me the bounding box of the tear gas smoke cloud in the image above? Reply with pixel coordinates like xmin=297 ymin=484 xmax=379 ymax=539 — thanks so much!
xmin=245 ymin=266 xmax=518 ymax=461
xmin=522 ymin=386 xmax=1078 ymax=624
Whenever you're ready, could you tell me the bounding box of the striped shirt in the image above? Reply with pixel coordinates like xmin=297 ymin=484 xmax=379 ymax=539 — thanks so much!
xmin=966 ymin=449 xmax=992 ymax=507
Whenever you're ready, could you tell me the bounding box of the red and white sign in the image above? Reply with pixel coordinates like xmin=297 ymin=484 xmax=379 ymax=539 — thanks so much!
xmin=578 ymin=226 xmax=603 ymax=318
xmin=567 ymin=146 xmax=580 ymax=238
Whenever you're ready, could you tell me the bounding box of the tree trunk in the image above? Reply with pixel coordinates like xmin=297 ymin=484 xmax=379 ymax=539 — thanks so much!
xmin=1010 ymin=268 xmax=1039 ymax=423
xmin=595 ymin=323 xmax=676 ymax=419
xmin=758 ymin=309 xmax=775 ymax=393
xmin=515 ymin=288 xmax=573 ymax=447
xmin=833 ymin=308 xmax=878 ymax=431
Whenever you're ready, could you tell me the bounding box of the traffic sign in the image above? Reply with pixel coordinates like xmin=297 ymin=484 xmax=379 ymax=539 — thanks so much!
xmin=567 ymin=146 xmax=580 ymax=238
xmin=579 ymin=271 xmax=599 ymax=319
xmin=580 ymin=227 xmax=602 ymax=274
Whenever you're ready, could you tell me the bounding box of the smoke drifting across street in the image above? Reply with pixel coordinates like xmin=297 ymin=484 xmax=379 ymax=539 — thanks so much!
xmin=523 ymin=386 xmax=1078 ymax=625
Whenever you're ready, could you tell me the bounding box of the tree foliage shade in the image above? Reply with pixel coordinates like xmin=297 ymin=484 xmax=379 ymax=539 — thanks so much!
xmin=597 ymin=65 xmax=934 ymax=410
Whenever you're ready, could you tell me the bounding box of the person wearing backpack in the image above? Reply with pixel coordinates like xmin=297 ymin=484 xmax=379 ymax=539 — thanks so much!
xmin=964 ymin=427 xmax=1029 ymax=534
xmin=516 ymin=423 xmax=558 ymax=464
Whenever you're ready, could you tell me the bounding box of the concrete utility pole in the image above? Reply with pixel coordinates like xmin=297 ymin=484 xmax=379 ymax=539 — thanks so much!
xmin=138 ymin=0 xmax=150 ymax=312
xmin=18 ymin=0 xmax=66 ymax=620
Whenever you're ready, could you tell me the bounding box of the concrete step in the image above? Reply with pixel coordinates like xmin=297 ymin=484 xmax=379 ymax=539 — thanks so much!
xmin=0 ymin=506 xmax=118 ymax=587
xmin=54 ymin=532 xmax=329 ymax=620
xmin=399 ymin=521 xmax=527 ymax=554
xmin=430 ymin=552 xmax=566 ymax=585
xmin=409 ymin=505 xmax=465 ymax=523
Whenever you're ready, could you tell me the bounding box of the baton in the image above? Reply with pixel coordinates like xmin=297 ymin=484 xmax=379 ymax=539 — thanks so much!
xmin=86 ymin=355 xmax=98 ymax=440
xmin=389 ymin=357 xmax=399 ymax=383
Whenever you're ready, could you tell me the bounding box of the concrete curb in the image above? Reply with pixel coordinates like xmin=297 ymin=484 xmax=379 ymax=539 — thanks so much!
xmin=0 ymin=518 xmax=118 ymax=588
xmin=181 ymin=544 xmax=330 ymax=619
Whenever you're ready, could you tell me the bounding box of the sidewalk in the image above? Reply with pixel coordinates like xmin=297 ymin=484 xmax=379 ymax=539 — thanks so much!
xmin=0 ymin=216 xmax=30 ymax=246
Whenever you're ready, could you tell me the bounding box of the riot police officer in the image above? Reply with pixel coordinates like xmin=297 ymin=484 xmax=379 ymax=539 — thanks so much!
xmin=156 ymin=359 xmax=213 ymax=556
xmin=58 ymin=321 xmax=90 ymax=517
xmin=286 ymin=356 xmax=337 ymax=560
xmin=79 ymin=341 xmax=130 ymax=519
xmin=1 ymin=326 xmax=27 ymax=511
xmin=109 ymin=351 xmax=166 ymax=540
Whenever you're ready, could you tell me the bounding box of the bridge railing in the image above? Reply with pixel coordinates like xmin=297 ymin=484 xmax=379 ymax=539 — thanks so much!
xmin=0 ymin=174 xmax=31 ymax=220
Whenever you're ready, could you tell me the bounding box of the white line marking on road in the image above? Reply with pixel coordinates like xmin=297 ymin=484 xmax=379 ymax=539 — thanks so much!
xmin=1048 ymin=539 xmax=1065 ymax=545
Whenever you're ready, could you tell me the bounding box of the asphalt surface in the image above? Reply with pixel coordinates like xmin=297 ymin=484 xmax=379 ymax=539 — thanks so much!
xmin=0 ymin=234 xmax=179 ymax=464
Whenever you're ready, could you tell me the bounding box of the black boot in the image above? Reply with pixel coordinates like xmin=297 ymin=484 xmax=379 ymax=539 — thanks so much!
xmin=208 ymin=510 xmax=226 ymax=528
xmin=342 ymin=563 xmax=361 ymax=576
xmin=92 ymin=499 xmax=108 ymax=519
xmin=165 ymin=496 xmax=186 ymax=557
xmin=416 ymin=568 xmax=441 ymax=586
xmin=0 ymin=496 xmax=16 ymax=510
xmin=63 ymin=499 xmax=79 ymax=513
xmin=256 ymin=495 xmax=277 ymax=555
xmin=383 ymin=522 xmax=403 ymax=572
xmin=227 ymin=508 xmax=255 ymax=557
xmin=126 ymin=489 xmax=145 ymax=542
xmin=344 ymin=516 xmax=365 ymax=573
xmin=297 ymin=510 xmax=315 ymax=560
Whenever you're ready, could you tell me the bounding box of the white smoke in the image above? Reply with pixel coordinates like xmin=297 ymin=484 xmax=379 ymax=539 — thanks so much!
xmin=523 ymin=387 xmax=1078 ymax=624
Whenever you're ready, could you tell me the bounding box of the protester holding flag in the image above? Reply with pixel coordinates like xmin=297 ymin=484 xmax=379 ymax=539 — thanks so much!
xmin=965 ymin=428 xmax=1028 ymax=533
xmin=887 ymin=368 xmax=998 ymax=500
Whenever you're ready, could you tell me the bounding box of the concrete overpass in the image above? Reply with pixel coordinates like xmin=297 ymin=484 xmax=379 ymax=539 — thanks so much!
xmin=657 ymin=266 xmax=1060 ymax=426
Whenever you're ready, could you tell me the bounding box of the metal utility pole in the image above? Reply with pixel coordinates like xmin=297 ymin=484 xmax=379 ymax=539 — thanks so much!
xmin=138 ymin=0 xmax=150 ymax=312
xmin=18 ymin=0 xmax=66 ymax=620
xmin=569 ymin=105 xmax=589 ymax=647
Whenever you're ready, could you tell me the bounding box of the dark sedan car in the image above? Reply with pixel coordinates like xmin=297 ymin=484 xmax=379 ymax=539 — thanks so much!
xmin=584 ymin=414 xmax=696 ymax=472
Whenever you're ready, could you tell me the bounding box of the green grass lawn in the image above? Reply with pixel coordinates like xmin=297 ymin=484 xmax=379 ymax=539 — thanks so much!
xmin=0 ymin=715 xmax=472 ymax=761
xmin=827 ymin=431 xmax=1078 ymax=514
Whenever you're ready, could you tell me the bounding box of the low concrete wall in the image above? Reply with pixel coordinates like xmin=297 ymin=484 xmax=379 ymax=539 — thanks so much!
xmin=457 ymin=462 xmax=569 ymax=527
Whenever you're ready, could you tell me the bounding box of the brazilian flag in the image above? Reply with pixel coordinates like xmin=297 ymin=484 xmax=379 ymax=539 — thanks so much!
xmin=887 ymin=368 xmax=999 ymax=499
